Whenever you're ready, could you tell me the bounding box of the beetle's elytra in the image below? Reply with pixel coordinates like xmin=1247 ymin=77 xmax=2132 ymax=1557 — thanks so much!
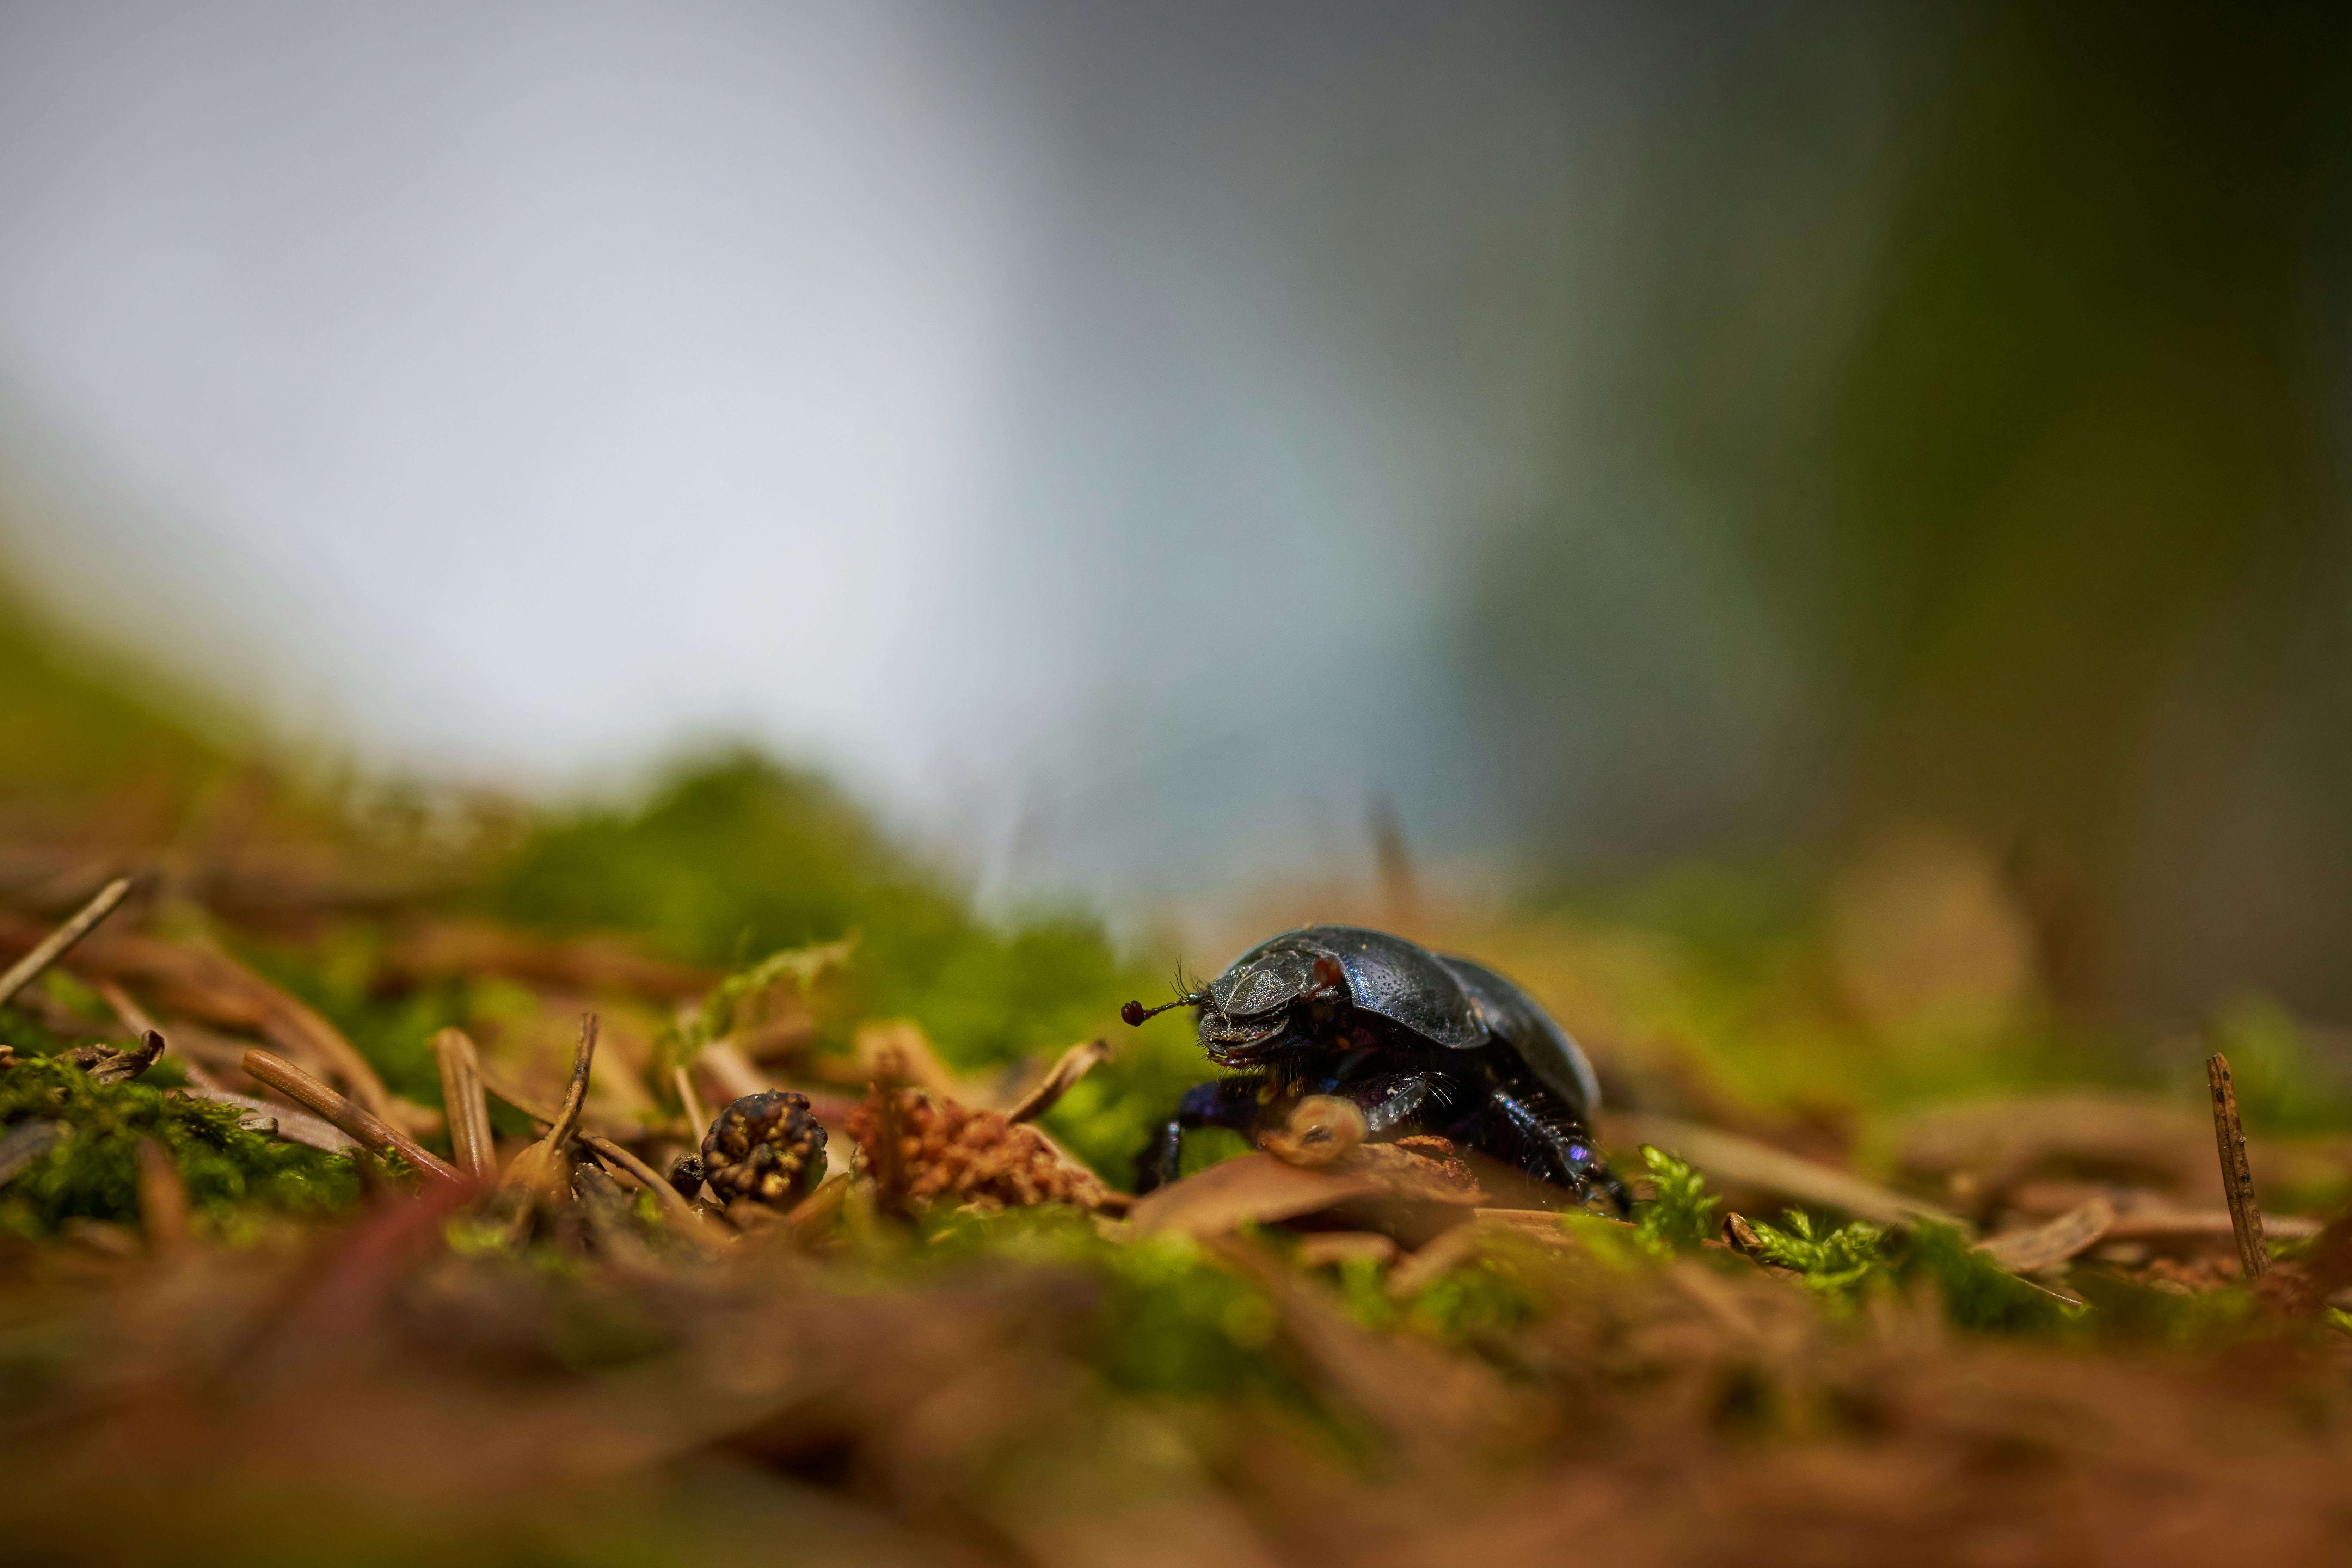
xmin=1123 ymin=923 xmax=1626 ymax=1210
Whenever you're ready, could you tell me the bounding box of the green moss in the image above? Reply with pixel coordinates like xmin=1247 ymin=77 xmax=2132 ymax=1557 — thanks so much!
xmin=1737 ymin=1210 xmax=1888 ymax=1300
xmin=469 ymin=753 xmax=1190 ymax=1182
xmin=911 ymin=1207 xmax=1311 ymax=1404
xmin=1634 ymin=1145 xmax=1720 ymax=1256
xmin=0 ymin=1055 xmax=357 ymax=1238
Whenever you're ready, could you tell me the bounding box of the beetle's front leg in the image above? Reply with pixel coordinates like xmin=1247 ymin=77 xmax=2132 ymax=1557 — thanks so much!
xmin=1135 ymin=1076 xmax=1263 ymax=1194
xmin=1490 ymin=1089 xmax=1629 ymax=1213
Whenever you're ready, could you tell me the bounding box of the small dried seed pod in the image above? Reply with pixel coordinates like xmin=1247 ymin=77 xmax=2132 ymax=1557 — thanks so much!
xmin=701 ymin=1090 xmax=827 ymax=1206
xmin=666 ymin=1151 xmax=707 ymax=1200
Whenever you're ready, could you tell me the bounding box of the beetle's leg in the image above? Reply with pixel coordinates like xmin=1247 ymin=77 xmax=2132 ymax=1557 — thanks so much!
xmin=1358 ymin=1072 xmax=1444 ymax=1138
xmin=1135 ymin=1076 xmax=1262 ymax=1194
xmin=1489 ymin=1089 xmax=1629 ymax=1214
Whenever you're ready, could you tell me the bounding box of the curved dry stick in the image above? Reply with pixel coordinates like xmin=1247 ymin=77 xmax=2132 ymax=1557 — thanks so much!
xmin=488 ymin=1078 xmax=724 ymax=1246
xmin=1004 ymin=1038 xmax=1109 ymax=1124
xmin=549 ymin=1013 xmax=598 ymax=1146
xmin=499 ymin=1014 xmax=598 ymax=1207
xmin=0 ymin=877 xmax=135 ymax=1008
xmin=241 ymin=1049 xmax=465 ymax=1187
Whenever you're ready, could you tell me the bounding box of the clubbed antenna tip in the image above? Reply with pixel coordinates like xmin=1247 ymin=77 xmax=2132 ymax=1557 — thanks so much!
xmin=1120 ymin=995 xmax=1196 ymax=1027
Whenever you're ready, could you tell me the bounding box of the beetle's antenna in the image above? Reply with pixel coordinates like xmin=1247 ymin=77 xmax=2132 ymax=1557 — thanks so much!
xmin=1120 ymin=989 xmax=1204 ymax=1027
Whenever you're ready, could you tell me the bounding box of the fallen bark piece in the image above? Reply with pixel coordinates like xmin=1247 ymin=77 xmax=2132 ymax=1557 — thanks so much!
xmin=1128 ymin=1155 xmax=1387 ymax=1238
xmin=2207 ymin=1052 xmax=2270 ymax=1279
xmin=240 ymin=1048 xmax=463 ymax=1187
xmin=1613 ymin=1112 xmax=1967 ymax=1232
xmin=0 ymin=876 xmax=134 ymax=1009
xmin=1976 ymin=1197 xmax=2115 ymax=1274
xmin=1349 ymin=1142 xmax=1489 ymax=1206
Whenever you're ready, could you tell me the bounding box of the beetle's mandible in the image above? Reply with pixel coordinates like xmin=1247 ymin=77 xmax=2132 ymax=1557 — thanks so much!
xmin=1122 ymin=924 xmax=1627 ymax=1211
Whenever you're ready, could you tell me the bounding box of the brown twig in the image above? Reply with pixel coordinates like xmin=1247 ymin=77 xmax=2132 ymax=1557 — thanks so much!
xmin=500 ymin=1014 xmax=598 ymax=1209
xmin=673 ymin=1062 xmax=709 ymax=1137
xmin=0 ymin=875 xmax=134 ymax=1008
xmin=479 ymin=1065 xmax=727 ymax=1247
xmin=2206 ymin=1052 xmax=2270 ymax=1279
xmin=431 ymin=1028 xmax=497 ymax=1181
xmin=1003 ymin=1038 xmax=1109 ymax=1124
xmin=240 ymin=1048 xmax=465 ymax=1187
xmin=868 ymin=1048 xmax=909 ymax=1216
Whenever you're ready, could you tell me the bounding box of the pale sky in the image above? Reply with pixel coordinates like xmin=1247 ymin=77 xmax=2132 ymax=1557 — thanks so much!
xmin=0 ymin=1 xmax=1760 ymax=908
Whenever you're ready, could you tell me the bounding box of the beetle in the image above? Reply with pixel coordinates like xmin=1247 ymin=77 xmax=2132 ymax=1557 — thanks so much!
xmin=1122 ymin=923 xmax=1627 ymax=1210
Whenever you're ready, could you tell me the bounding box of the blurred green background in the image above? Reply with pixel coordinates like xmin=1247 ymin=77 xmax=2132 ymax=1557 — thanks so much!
xmin=3 ymin=0 xmax=2351 ymax=1090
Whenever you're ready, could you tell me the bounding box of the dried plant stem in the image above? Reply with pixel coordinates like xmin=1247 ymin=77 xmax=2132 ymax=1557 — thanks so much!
xmin=240 ymin=1049 xmax=465 ymax=1187
xmin=2206 ymin=1052 xmax=2270 ymax=1279
xmin=1003 ymin=1038 xmax=1109 ymax=1124
xmin=431 ymin=1028 xmax=497 ymax=1181
xmin=480 ymin=1065 xmax=726 ymax=1246
xmin=0 ymin=876 xmax=134 ymax=1008
xmin=674 ymin=1063 xmax=708 ymax=1136
xmin=499 ymin=1015 xmax=598 ymax=1213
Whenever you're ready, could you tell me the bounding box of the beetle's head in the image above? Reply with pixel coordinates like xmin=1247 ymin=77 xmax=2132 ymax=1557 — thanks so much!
xmin=1121 ymin=954 xmax=1347 ymax=1066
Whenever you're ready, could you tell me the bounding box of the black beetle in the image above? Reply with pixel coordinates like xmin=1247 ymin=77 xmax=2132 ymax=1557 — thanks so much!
xmin=1123 ymin=924 xmax=1628 ymax=1210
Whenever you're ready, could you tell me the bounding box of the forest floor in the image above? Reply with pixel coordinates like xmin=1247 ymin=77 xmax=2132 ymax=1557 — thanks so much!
xmin=4 ymin=751 xmax=2352 ymax=1567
